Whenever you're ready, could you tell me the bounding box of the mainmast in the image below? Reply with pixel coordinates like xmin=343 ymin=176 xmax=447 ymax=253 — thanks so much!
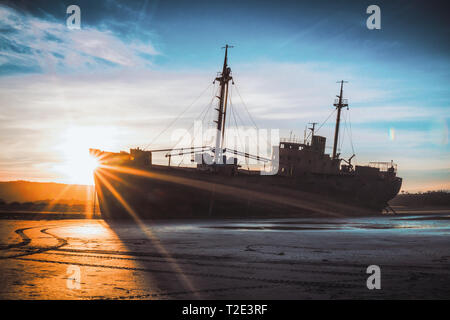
xmin=332 ymin=80 xmax=348 ymax=159
xmin=213 ymin=44 xmax=233 ymax=164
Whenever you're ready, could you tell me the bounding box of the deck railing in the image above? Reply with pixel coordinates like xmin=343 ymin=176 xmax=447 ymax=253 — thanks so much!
xmin=368 ymin=161 xmax=397 ymax=172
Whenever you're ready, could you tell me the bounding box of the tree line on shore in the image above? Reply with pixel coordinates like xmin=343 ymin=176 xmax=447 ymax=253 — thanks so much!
xmin=389 ymin=190 xmax=450 ymax=207
xmin=0 ymin=199 xmax=96 ymax=213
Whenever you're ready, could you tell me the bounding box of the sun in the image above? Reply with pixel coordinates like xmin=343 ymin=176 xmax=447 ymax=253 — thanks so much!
xmin=54 ymin=148 xmax=99 ymax=185
xmin=66 ymin=153 xmax=99 ymax=185
xmin=53 ymin=127 xmax=114 ymax=185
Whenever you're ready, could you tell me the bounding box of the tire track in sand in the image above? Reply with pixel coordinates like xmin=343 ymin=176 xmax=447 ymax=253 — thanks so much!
xmin=0 ymin=226 xmax=67 ymax=259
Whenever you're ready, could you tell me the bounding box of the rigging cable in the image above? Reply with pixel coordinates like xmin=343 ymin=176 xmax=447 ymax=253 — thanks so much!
xmin=305 ymin=108 xmax=336 ymax=142
xmin=339 ymin=110 xmax=347 ymax=153
xmin=229 ymin=94 xmax=250 ymax=170
xmin=233 ymin=78 xmax=275 ymax=153
xmin=232 ymin=83 xmax=268 ymax=153
xmin=347 ymin=108 xmax=355 ymax=156
xmin=337 ymin=108 xmax=356 ymax=162
xmin=175 ymin=101 xmax=214 ymax=167
xmin=169 ymin=85 xmax=217 ymax=161
xmin=143 ymin=82 xmax=214 ymax=150
xmin=184 ymin=91 xmax=215 ymax=152
xmin=234 ymin=81 xmax=259 ymax=130
xmin=341 ymin=108 xmax=356 ymax=158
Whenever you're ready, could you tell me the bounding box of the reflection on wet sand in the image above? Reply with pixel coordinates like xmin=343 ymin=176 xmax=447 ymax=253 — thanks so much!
xmin=0 ymin=211 xmax=449 ymax=299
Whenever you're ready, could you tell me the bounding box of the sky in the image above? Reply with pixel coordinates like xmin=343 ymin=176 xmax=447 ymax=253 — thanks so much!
xmin=0 ymin=0 xmax=449 ymax=191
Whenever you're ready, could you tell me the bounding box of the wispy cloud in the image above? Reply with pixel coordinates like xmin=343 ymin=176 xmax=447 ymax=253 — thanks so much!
xmin=0 ymin=5 xmax=159 ymax=74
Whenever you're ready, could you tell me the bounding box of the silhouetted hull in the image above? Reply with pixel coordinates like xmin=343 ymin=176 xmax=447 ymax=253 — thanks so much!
xmin=94 ymin=165 xmax=402 ymax=220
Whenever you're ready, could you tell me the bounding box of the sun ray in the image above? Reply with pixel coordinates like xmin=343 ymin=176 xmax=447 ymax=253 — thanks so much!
xmin=94 ymin=170 xmax=201 ymax=297
xmin=43 ymin=183 xmax=72 ymax=213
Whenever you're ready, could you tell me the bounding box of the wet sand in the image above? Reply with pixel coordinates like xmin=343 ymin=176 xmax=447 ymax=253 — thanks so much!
xmin=0 ymin=209 xmax=449 ymax=299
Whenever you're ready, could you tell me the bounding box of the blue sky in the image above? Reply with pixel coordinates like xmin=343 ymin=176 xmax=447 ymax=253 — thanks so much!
xmin=0 ymin=0 xmax=449 ymax=190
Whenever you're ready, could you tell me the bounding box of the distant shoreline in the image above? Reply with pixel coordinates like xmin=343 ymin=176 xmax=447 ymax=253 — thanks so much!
xmin=1 ymin=206 xmax=448 ymax=221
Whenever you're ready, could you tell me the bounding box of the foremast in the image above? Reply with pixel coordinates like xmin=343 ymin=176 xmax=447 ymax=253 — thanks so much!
xmin=332 ymin=80 xmax=348 ymax=160
xmin=213 ymin=44 xmax=233 ymax=164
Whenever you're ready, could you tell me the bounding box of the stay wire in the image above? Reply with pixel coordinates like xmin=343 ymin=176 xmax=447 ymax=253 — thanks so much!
xmin=143 ymin=82 xmax=214 ymax=150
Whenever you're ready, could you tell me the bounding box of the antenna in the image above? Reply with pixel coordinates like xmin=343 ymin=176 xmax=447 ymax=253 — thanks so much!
xmin=303 ymin=125 xmax=307 ymax=144
xmin=308 ymin=122 xmax=318 ymax=137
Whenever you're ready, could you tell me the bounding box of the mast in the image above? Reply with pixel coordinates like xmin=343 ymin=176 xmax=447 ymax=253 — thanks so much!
xmin=332 ymin=80 xmax=348 ymax=159
xmin=213 ymin=44 xmax=233 ymax=164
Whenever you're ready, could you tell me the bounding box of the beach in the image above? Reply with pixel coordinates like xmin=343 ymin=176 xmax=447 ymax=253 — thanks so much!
xmin=0 ymin=209 xmax=449 ymax=299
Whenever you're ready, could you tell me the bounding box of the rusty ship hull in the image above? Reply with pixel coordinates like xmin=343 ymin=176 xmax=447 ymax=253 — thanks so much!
xmin=93 ymin=163 xmax=402 ymax=220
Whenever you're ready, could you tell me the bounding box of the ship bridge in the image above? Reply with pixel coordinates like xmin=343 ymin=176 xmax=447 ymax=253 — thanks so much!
xmin=278 ymin=135 xmax=340 ymax=176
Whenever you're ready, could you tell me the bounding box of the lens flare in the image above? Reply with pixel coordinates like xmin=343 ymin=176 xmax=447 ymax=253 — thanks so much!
xmin=389 ymin=128 xmax=395 ymax=141
xmin=52 ymin=127 xmax=115 ymax=185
